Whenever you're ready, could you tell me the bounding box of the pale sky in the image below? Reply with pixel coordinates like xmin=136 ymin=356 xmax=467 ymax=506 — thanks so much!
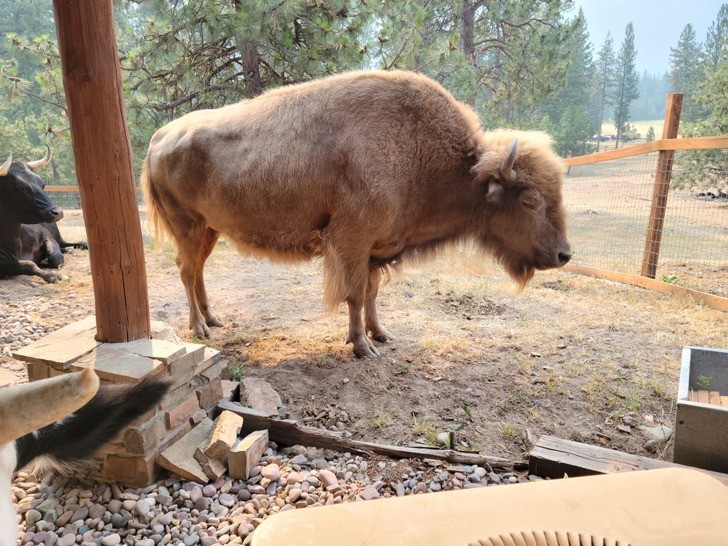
xmin=571 ymin=0 xmax=724 ymax=75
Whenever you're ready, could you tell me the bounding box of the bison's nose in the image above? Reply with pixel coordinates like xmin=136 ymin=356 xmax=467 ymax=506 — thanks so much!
xmin=557 ymin=251 xmax=572 ymax=266
xmin=49 ymin=206 xmax=64 ymax=221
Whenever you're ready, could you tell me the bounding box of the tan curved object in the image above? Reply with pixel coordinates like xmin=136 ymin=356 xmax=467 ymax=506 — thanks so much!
xmin=252 ymin=467 xmax=728 ymax=546
xmin=0 ymin=368 xmax=99 ymax=445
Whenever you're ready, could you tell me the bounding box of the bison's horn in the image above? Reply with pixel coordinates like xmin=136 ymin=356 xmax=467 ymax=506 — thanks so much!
xmin=0 ymin=368 xmax=99 ymax=445
xmin=501 ymin=138 xmax=518 ymax=183
xmin=27 ymin=145 xmax=52 ymax=170
xmin=0 ymin=155 xmax=11 ymax=177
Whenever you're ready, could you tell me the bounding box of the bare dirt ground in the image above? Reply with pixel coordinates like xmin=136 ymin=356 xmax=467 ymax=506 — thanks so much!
xmin=2 ymin=243 xmax=726 ymax=467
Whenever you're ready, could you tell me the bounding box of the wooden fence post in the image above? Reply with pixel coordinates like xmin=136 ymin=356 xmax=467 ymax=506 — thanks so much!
xmin=640 ymin=93 xmax=683 ymax=278
xmin=52 ymin=0 xmax=151 ymax=342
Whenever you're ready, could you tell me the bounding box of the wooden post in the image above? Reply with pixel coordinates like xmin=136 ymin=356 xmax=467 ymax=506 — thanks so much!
xmin=52 ymin=0 xmax=151 ymax=342
xmin=640 ymin=93 xmax=683 ymax=278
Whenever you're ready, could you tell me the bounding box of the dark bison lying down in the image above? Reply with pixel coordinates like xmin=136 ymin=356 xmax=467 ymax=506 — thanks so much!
xmin=142 ymin=70 xmax=571 ymax=357
xmin=0 ymin=148 xmax=87 ymax=283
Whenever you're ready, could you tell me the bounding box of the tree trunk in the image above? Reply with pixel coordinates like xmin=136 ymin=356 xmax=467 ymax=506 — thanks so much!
xmin=232 ymin=0 xmax=264 ymax=98
xmin=461 ymin=0 xmax=477 ymax=107
xmin=52 ymin=0 xmax=151 ymax=342
xmin=242 ymin=41 xmax=264 ymax=98
xmin=597 ymin=76 xmax=606 ymax=152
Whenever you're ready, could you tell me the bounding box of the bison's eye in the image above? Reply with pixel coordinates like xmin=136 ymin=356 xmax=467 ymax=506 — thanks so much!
xmin=520 ymin=189 xmax=544 ymax=211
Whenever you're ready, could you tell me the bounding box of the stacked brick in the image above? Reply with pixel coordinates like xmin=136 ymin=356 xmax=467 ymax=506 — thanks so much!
xmin=13 ymin=316 xmax=229 ymax=486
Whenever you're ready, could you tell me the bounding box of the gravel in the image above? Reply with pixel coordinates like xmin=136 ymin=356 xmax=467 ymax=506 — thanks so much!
xmin=12 ymin=444 xmax=540 ymax=545
xmin=3 ymin=296 xmax=543 ymax=545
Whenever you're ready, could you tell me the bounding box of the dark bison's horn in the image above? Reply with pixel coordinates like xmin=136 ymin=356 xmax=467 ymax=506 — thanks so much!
xmin=0 ymin=155 xmax=11 ymax=177
xmin=27 ymin=145 xmax=52 ymax=170
xmin=501 ymin=137 xmax=518 ymax=183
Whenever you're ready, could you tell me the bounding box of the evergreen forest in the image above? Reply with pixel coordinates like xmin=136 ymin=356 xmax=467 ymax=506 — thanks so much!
xmin=0 ymin=1 xmax=726 ymax=186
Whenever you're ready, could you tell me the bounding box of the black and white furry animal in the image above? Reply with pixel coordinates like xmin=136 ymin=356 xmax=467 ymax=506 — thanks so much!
xmin=0 ymin=370 xmax=170 ymax=544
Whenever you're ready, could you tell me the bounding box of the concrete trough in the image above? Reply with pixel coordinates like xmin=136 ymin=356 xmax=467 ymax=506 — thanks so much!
xmin=674 ymin=346 xmax=728 ymax=473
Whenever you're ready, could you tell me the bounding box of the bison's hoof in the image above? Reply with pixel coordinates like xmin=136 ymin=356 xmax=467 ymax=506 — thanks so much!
xmin=369 ymin=330 xmax=396 ymax=343
xmin=206 ymin=317 xmax=224 ymax=328
xmin=353 ymin=342 xmax=380 ymax=359
xmin=42 ymin=274 xmax=61 ymax=283
xmin=191 ymin=323 xmax=212 ymax=338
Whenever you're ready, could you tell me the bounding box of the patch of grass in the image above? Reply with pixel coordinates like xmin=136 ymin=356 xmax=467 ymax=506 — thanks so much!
xmin=307 ymin=353 xmax=328 ymax=366
xmin=498 ymin=399 xmax=510 ymax=413
xmin=395 ymin=363 xmax=411 ymax=375
xmin=370 ymin=411 xmax=391 ymax=430
xmin=229 ymin=361 xmax=245 ymax=382
xmin=411 ymin=416 xmax=439 ymax=445
xmin=462 ymin=404 xmax=473 ymax=421
xmin=500 ymin=423 xmax=519 ymax=439
xmin=642 ymin=377 xmax=670 ymax=399
xmin=613 ymin=387 xmax=642 ymax=413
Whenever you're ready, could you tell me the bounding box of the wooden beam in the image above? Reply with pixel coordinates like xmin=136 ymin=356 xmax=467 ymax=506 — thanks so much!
xmin=562 ymin=264 xmax=728 ymax=312
xmin=529 ymin=435 xmax=728 ymax=484
xmin=218 ymin=401 xmax=513 ymax=470
xmin=46 ymin=186 xmax=143 ymax=194
xmin=641 ymin=93 xmax=683 ymax=278
xmin=563 ymin=135 xmax=728 ymax=167
xmin=52 ymin=0 xmax=150 ymax=342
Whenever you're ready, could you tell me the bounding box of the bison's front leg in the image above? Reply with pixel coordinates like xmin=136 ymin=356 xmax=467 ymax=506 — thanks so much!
xmin=365 ymin=267 xmax=396 ymax=343
xmin=346 ymin=296 xmax=380 ymax=358
xmin=0 ymin=260 xmax=61 ymax=283
xmin=175 ymin=225 xmax=224 ymax=338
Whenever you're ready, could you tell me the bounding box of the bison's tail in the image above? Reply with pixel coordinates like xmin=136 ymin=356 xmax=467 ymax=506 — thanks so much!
xmin=141 ymin=155 xmax=171 ymax=247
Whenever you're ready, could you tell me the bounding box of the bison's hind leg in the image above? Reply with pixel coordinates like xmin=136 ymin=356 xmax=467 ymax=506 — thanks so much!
xmin=41 ymin=239 xmax=64 ymax=270
xmin=365 ymin=267 xmax=396 ymax=343
xmin=195 ymin=227 xmax=224 ymax=328
xmin=172 ymin=220 xmax=219 ymax=338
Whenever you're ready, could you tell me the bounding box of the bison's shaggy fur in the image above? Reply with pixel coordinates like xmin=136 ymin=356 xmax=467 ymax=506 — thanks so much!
xmin=142 ymin=70 xmax=570 ymax=357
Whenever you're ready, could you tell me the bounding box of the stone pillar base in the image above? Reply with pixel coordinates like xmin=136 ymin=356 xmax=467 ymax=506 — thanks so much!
xmin=13 ymin=316 xmax=228 ymax=486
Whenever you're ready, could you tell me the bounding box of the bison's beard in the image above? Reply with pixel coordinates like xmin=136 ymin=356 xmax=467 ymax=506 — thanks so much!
xmin=498 ymin=253 xmax=536 ymax=292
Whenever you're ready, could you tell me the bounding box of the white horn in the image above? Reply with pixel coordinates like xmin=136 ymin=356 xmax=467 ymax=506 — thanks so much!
xmin=0 ymin=155 xmax=11 ymax=177
xmin=26 ymin=145 xmax=52 ymax=171
xmin=0 ymin=368 xmax=99 ymax=445
xmin=500 ymin=138 xmax=518 ymax=183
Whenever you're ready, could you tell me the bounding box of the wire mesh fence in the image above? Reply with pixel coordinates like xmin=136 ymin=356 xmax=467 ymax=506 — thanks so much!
xmin=46 ymin=143 xmax=727 ymax=299
xmin=564 ymin=147 xmax=727 ymax=297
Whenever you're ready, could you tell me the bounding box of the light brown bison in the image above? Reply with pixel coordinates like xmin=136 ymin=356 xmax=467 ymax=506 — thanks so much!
xmin=142 ymin=70 xmax=571 ymax=358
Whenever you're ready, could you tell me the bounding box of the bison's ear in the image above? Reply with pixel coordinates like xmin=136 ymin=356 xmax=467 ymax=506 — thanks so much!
xmin=471 ymin=153 xmax=502 ymax=185
xmin=486 ymin=179 xmax=504 ymax=203
xmin=471 ymin=137 xmax=519 ymax=186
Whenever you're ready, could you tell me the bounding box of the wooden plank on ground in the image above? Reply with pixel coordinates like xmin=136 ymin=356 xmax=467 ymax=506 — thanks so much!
xmin=562 ymin=265 xmax=728 ymax=312
xmin=721 ymin=396 xmax=728 ymax=407
xmin=218 ymin=401 xmax=512 ymax=470
xmin=529 ymin=435 xmax=728 ymax=485
xmin=697 ymin=390 xmax=710 ymax=404
xmin=709 ymin=391 xmax=721 ymax=405
xmin=688 ymin=389 xmax=697 ymax=402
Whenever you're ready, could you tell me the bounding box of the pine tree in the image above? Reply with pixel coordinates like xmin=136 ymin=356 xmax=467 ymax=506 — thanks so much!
xmin=669 ymin=24 xmax=704 ymax=122
xmin=594 ymin=33 xmax=617 ymax=151
xmin=373 ymin=0 xmax=574 ymax=127
xmin=671 ymin=5 xmax=726 ymax=190
xmin=611 ymin=23 xmax=639 ymax=148
xmin=704 ymin=4 xmax=728 ymax=71
xmin=541 ymin=9 xmax=595 ymax=157
xmin=645 ymin=126 xmax=655 ymax=142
